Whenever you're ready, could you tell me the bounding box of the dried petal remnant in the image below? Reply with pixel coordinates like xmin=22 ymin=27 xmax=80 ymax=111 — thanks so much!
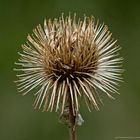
xmin=15 ymin=14 xmax=123 ymax=114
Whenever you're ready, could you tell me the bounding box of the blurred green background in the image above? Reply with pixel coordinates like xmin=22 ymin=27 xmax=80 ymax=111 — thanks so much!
xmin=0 ymin=0 xmax=140 ymax=140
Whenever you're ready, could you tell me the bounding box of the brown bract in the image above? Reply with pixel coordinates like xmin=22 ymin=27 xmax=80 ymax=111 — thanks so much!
xmin=15 ymin=14 xmax=123 ymax=115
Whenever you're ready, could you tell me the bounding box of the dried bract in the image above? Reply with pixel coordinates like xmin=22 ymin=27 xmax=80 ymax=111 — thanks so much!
xmin=15 ymin=14 xmax=123 ymax=115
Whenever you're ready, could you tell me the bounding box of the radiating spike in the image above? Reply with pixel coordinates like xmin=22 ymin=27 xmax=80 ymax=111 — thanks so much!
xmin=56 ymin=83 xmax=62 ymax=112
xmin=73 ymin=83 xmax=79 ymax=112
xmin=39 ymin=80 xmax=51 ymax=109
xmin=61 ymin=82 xmax=67 ymax=115
xmin=67 ymin=78 xmax=75 ymax=115
xmin=47 ymin=76 xmax=61 ymax=111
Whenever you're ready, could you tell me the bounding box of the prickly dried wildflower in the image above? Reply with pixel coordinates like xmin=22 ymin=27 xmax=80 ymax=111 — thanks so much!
xmin=15 ymin=14 xmax=123 ymax=115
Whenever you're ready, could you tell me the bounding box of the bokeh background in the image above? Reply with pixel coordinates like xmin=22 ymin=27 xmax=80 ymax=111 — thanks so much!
xmin=0 ymin=0 xmax=140 ymax=140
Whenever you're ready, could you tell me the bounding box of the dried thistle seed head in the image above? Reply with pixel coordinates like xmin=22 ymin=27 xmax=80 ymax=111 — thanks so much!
xmin=15 ymin=14 xmax=123 ymax=115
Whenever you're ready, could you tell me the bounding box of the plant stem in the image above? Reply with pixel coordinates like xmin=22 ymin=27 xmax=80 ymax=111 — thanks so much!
xmin=68 ymin=94 xmax=77 ymax=140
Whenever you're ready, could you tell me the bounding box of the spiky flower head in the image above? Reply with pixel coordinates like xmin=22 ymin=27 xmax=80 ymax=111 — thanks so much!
xmin=15 ymin=14 xmax=123 ymax=115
